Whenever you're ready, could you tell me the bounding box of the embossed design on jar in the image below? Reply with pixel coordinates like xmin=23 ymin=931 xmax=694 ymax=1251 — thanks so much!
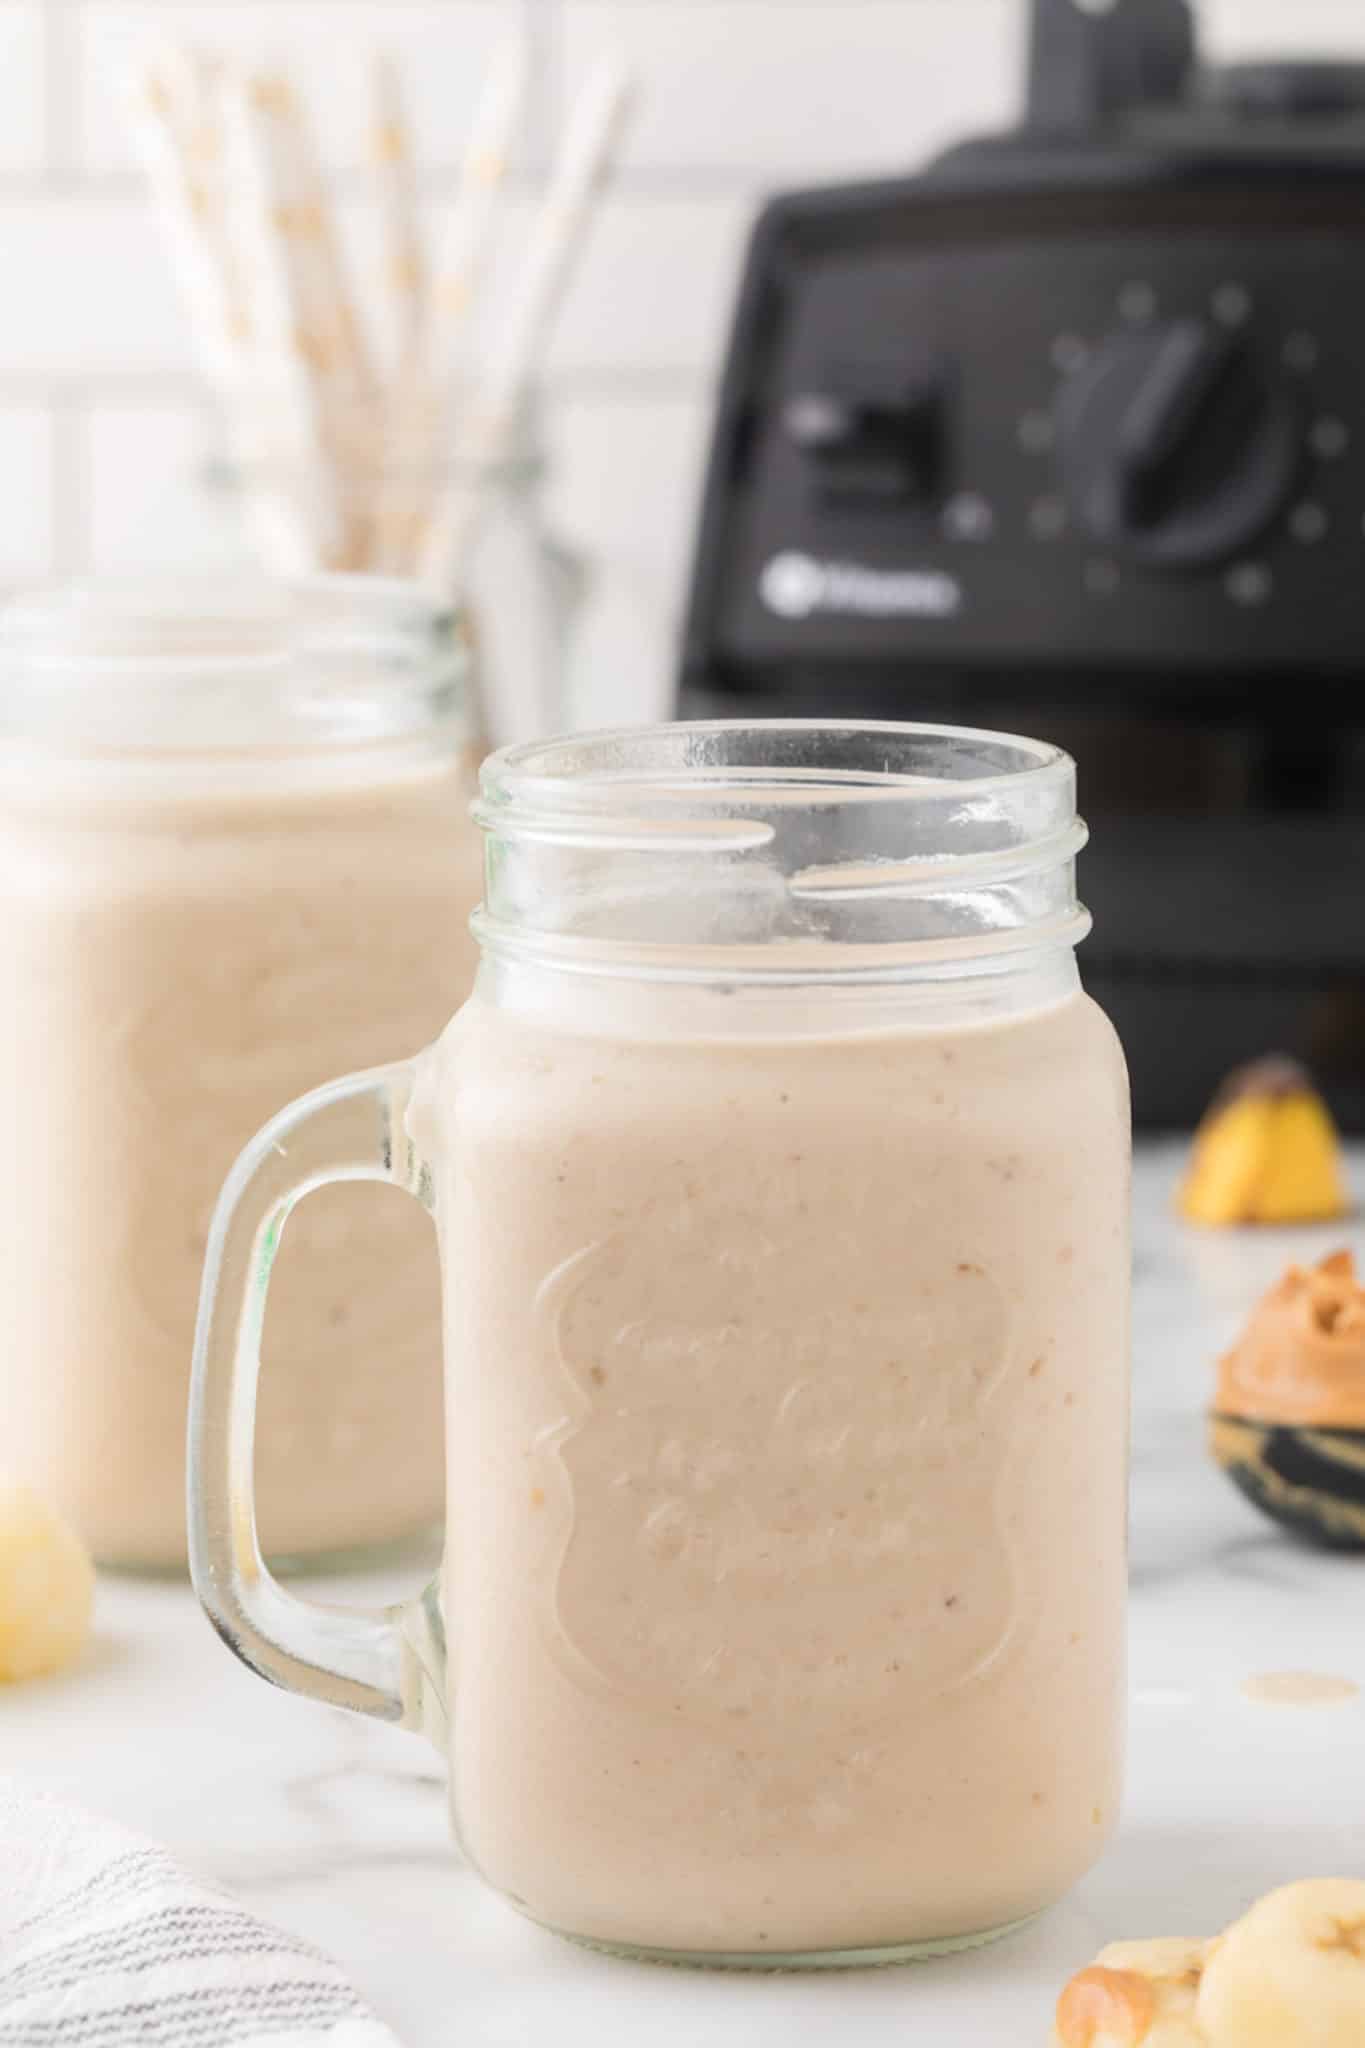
xmin=533 ymin=1190 xmax=1024 ymax=1731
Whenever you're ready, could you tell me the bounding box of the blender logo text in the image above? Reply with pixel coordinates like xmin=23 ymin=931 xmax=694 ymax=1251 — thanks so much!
xmin=759 ymin=551 xmax=962 ymax=622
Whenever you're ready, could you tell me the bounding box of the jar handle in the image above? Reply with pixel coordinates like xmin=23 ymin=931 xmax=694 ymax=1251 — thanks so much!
xmin=187 ymin=1061 xmax=447 ymax=1752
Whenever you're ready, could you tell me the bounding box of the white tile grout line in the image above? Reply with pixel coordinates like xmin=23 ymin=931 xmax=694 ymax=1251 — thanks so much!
xmin=0 ymin=367 xmax=711 ymax=406
xmin=0 ymin=163 xmax=774 ymax=199
xmin=41 ymin=0 xmax=976 ymax=8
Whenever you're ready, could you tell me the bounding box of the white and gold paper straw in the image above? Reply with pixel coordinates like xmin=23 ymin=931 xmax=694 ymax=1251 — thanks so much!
xmin=417 ymin=54 xmax=633 ymax=592
xmin=126 ymin=51 xmax=313 ymax=572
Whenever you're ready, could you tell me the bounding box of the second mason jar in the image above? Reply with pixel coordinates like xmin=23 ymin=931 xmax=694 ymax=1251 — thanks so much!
xmin=0 ymin=576 xmax=482 ymax=1568
xmin=189 ymin=720 xmax=1131 ymax=1964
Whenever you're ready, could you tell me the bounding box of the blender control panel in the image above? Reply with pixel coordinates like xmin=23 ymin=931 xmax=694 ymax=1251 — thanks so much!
xmin=692 ymin=181 xmax=1365 ymax=682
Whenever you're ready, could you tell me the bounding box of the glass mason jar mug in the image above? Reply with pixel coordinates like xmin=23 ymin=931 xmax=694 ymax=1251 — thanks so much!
xmin=189 ymin=721 xmax=1131 ymax=1966
xmin=0 ymin=576 xmax=483 ymax=1569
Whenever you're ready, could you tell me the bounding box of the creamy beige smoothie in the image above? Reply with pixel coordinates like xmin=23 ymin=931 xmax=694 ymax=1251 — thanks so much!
xmin=422 ymin=974 xmax=1129 ymax=1957
xmin=0 ymin=746 xmax=481 ymax=1566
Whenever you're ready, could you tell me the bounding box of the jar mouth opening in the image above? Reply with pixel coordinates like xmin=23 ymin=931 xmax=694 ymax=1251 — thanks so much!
xmin=1 ymin=573 xmax=455 ymax=672
xmin=0 ymin=573 xmax=468 ymax=752
xmin=479 ymin=719 xmax=1072 ymax=838
xmin=475 ymin=719 xmax=1091 ymax=979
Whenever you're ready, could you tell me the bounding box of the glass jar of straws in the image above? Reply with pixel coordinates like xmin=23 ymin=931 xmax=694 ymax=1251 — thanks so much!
xmin=203 ymin=394 xmax=591 ymax=751
xmin=128 ymin=37 xmax=630 ymax=746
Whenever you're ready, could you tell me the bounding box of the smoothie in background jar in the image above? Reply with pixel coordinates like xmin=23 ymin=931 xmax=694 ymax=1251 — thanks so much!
xmin=0 ymin=577 xmax=481 ymax=1568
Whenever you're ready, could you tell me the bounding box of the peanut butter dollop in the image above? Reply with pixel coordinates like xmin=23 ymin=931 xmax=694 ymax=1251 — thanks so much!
xmin=1216 ymin=1251 xmax=1365 ymax=1429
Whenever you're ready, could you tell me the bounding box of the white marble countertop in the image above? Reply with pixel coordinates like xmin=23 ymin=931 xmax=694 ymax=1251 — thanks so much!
xmin=7 ymin=1142 xmax=1365 ymax=2045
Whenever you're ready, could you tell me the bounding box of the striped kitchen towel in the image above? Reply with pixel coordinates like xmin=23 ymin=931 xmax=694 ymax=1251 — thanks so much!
xmin=0 ymin=1776 xmax=400 ymax=2046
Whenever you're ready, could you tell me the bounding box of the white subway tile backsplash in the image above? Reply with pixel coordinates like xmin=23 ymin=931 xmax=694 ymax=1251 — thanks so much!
xmin=17 ymin=0 xmax=1365 ymax=617
xmin=1202 ymin=1 xmax=1365 ymax=60
xmin=83 ymin=399 xmax=237 ymax=571
xmin=537 ymin=191 xmax=755 ymax=379
xmin=545 ymin=384 xmax=711 ymax=612
xmin=0 ymin=8 xmax=44 ymax=173
xmin=0 ymin=409 xmax=53 ymax=578
xmin=0 ymin=185 xmax=740 ymax=390
xmin=329 ymin=186 xmax=750 ymax=385
xmin=565 ymin=578 xmax=680 ymax=728
xmin=74 ymin=3 xmax=516 ymax=176
xmin=544 ymin=386 xmax=716 ymax=727
xmin=563 ymin=0 xmax=1018 ymax=182
xmin=0 ymin=200 xmax=189 ymax=376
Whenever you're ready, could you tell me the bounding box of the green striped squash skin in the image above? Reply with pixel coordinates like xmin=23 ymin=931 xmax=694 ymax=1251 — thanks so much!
xmin=1210 ymin=1414 xmax=1365 ymax=1551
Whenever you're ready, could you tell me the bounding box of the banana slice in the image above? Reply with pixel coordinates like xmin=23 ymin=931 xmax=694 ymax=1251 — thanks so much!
xmin=1197 ymin=1880 xmax=1365 ymax=2048
xmin=0 ymin=1484 xmax=94 ymax=1681
xmin=1178 ymin=1056 xmax=1349 ymax=1227
xmin=1053 ymin=1938 xmax=1210 ymax=2046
